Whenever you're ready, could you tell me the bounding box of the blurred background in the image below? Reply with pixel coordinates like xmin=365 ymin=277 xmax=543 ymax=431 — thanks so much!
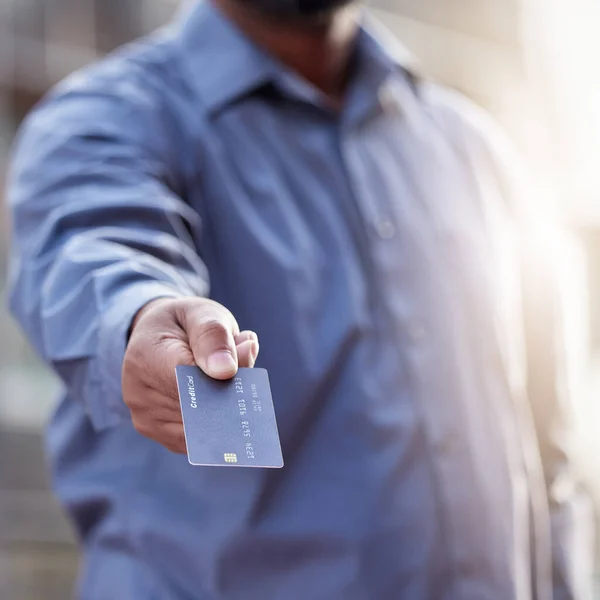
xmin=0 ymin=0 xmax=599 ymax=598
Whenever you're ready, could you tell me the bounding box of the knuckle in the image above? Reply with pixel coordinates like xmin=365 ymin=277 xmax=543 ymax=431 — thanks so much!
xmin=124 ymin=344 xmax=155 ymax=384
xmin=191 ymin=318 xmax=232 ymax=350
xmin=164 ymin=433 xmax=186 ymax=454
xmin=132 ymin=417 xmax=153 ymax=439
xmin=125 ymin=342 xmax=170 ymax=387
xmin=189 ymin=298 xmax=237 ymax=327
xmin=165 ymin=443 xmax=186 ymax=455
xmin=198 ymin=317 xmax=229 ymax=336
xmin=123 ymin=343 xmax=142 ymax=371
xmin=138 ymin=297 xmax=178 ymax=325
xmin=124 ymin=388 xmax=144 ymax=411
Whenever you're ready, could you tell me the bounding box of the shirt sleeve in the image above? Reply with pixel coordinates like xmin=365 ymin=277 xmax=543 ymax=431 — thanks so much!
xmin=6 ymin=70 xmax=209 ymax=430
xmin=454 ymin=96 xmax=596 ymax=600
xmin=518 ymin=197 xmax=597 ymax=600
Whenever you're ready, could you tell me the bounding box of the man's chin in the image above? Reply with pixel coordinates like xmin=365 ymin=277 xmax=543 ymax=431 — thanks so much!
xmin=235 ymin=0 xmax=356 ymax=23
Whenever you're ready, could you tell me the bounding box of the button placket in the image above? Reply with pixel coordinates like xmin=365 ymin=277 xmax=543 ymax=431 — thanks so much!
xmin=341 ymin=124 xmax=400 ymax=244
xmin=408 ymin=320 xmax=427 ymax=342
xmin=375 ymin=218 xmax=396 ymax=240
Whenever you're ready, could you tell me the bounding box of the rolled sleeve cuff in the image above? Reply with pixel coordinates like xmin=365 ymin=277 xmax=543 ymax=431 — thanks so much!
xmin=87 ymin=281 xmax=193 ymax=430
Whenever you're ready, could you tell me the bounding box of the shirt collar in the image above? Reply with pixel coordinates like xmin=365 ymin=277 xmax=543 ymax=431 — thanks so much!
xmin=176 ymin=1 xmax=280 ymax=114
xmin=175 ymin=1 xmax=419 ymax=118
xmin=342 ymin=19 xmax=419 ymax=127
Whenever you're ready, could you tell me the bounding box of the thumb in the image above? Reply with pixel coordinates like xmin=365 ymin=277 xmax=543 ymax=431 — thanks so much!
xmin=184 ymin=301 xmax=240 ymax=380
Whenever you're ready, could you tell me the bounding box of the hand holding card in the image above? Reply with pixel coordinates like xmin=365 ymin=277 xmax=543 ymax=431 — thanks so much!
xmin=123 ymin=296 xmax=259 ymax=455
xmin=176 ymin=365 xmax=284 ymax=468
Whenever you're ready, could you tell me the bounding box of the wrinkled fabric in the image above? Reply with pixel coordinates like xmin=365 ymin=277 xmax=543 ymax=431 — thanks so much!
xmin=7 ymin=2 xmax=593 ymax=599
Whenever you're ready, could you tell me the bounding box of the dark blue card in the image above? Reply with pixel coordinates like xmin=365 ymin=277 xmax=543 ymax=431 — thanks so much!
xmin=176 ymin=365 xmax=284 ymax=468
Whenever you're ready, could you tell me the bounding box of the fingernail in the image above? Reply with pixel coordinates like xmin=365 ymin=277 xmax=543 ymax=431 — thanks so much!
xmin=248 ymin=347 xmax=256 ymax=369
xmin=250 ymin=340 xmax=259 ymax=364
xmin=207 ymin=351 xmax=237 ymax=377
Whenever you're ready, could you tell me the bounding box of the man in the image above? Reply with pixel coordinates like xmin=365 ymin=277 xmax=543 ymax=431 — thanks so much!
xmin=6 ymin=0 xmax=594 ymax=597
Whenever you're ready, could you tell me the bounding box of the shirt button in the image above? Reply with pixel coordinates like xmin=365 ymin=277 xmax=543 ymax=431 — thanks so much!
xmin=408 ymin=321 xmax=427 ymax=342
xmin=375 ymin=218 xmax=396 ymax=240
xmin=378 ymin=85 xmax=396 ymax=112
xmin=436 ymin=432 xmax=460 ymax=456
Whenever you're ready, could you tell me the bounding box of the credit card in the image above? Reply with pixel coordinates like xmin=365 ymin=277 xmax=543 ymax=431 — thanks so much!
xmin=176 ymin=365 xmax=284 ymax=468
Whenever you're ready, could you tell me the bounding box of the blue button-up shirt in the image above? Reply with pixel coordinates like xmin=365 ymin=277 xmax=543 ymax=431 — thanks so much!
xmin=7 ymin=2 xmax=592 ymax=599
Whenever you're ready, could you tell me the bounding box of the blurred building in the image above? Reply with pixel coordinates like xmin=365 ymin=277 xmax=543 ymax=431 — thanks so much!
xmin=0 ymin=0 xmax=598 ymax=598
xmin=0 ymin=2 xmax=179 ymax=598
xmin=0 ymin=0 xmax=178 ymax=132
